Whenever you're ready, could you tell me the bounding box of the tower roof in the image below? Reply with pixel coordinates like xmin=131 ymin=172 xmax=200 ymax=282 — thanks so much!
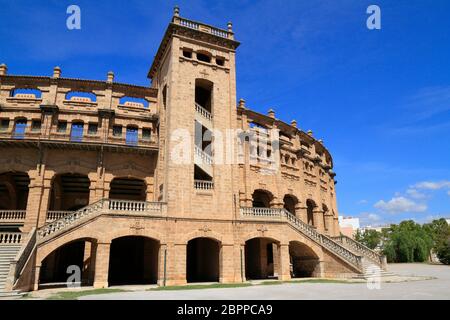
xmin=147 ymin=7 xmax=240 ymax=79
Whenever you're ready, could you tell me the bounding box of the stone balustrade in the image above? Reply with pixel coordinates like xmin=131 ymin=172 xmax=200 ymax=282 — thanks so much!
xmin=194 ymin=180 xmax=214 ymax=190
xmin=175 ymin=17 xmax=234 ymax=40
xmin=331 ymin=235 xmax=384 ymax=267
xmin=194 ymin=145 xmax=213 ymax=165
xmin=240 ymin=207 xmax=363 ymax=271
xmin=195 ymin=102 xmax=213 ymax=122
xmin=0 ymin=210 xmax=26 ymax=224
xmin=46 ymin=211 xmax=71 ymax=223
xmin=0 ymin=232 xmax=22 ymax=245
xmin=38 ymin=199 xmax=167 ymax=240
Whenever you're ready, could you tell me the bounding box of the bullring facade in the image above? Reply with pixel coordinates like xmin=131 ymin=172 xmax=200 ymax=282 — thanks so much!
xmin=0 ymin=8 xmax=385 ymax=293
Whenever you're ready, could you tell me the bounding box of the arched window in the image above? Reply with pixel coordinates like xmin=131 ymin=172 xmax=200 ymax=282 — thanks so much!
xmin=70 ymin=121 xmax=84 ymax=142
xmin=120 ymin=96 xmax=149 ymax=109
xmin=66 ymin=91 xmax=97 ymax=102
xmin=252 ymin=190 xmax=273 ymax=208
xmin=196 ymin=51 xmax=212 ymax=63
xmin=13 ymin=118 xmax=27 ymax=139
xmin=10 ymin=88 xmax=42 ymax=99
xmin=283 ymin=195 xmax=298 ymax=215
xmin=126 ymin=126 xmax=139 ymax=146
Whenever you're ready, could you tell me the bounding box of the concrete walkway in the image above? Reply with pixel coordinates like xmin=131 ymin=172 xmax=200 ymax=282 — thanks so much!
xmin=76 ymin=264 xmax=450 ymax=300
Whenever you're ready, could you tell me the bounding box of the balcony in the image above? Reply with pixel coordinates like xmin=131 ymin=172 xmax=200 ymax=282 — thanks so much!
xmin=194 ymin=145 xmax=213 ymax=176
xmin=195 ymin=102 xmax=213 ymax=128
xmin=194 ymin=180 xmax=214 ymax=190
xmin=0 ymin=210 xmax=26 ymax=225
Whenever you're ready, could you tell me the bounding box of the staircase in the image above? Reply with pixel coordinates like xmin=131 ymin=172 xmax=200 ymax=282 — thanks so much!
xmin=331 ymin=235 xmax=395 ymax=279
xmin=38 ymin=199 xmax=165 ymax=241
xmin=0 ymin=233 xmax=23 ymax=297
xmin=194 ymin=145 xmax=213 ymax=176
xmin=241 ymin=208 xmax=385 ymax=274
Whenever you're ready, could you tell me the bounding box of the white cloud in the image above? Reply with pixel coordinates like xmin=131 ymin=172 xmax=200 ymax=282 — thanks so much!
xmin=406 ymin=188 xmax=427 ymax=200
xmin=374 ymin=197 xmax=427 ymax=214
xmin=413 ymin=181 xmax=450 ymax=190
xmin=448 ymin=191 xmax=450 ymax=196
xmin=357 ymin=199 xmax=368 ymax=205
xmin=358 ymin=212 xmax=385 ymax=227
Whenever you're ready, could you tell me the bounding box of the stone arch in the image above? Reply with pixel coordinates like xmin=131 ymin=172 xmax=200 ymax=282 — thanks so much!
xmin=186 ymin=237 xmax=220 ymax=283
xmin=289 ymin=240 xmax=321 ymax=278
xmin=182 ymin=229 xmax=224 ymax=245
xmin=283 ymin=194 xmax=299 ymax=216
xmin=109 ymin=176 xmax=147 ymax=201
xmin=49 ymin=173 xmax=90 ymax=211
xmin=38 ymin=237 xmax=96 ymax=287
xmin=252 ymin=189 xmax=274 ymax=208
xmin=108 ymin=235 xmax=160 ymax=285
xmin=0 ymin=171 xmax=30 ymax=210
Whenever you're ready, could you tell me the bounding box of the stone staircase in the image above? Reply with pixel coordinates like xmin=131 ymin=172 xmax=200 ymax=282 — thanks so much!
xmin=241 ymin=208 xmax=386 ymax=274
xmin=38 ymin=199 xmax=165 ymax=242
xmin=331 ymin=235 xmax=395 ymax=279
xmin=0 ymin=241 xmax=22 ymax=297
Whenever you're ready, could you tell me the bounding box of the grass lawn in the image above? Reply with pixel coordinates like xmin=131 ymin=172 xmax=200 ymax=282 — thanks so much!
xmin=46 ymin=288 xmax=129 ymax=300
xmin=150 ymin=283 xmax=253 ymax=291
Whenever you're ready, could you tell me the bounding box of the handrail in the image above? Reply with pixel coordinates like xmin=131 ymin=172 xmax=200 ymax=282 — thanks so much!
xmin=0 ymin=232 xmax=22 ymax=244
xmin=240 ymin=207 xmax=363 ymax=271
xmin=12 ymin=228 xmax=36 ymax=283
xmin=0 ymin=210 xmax=26 ymax=223
xmin=194 ymin=180 xmax=214 ymax=190
xmin=331 ymin=235 xmax=384 ymax=266
xmin=38 ymin=199 xmax=166 ymax=240
xmin=38 ymin=199 xmax=106 ymax=239
xmin=194 ymin=145 xmax=213 ymax=165
xmin=46 ymin=211 xmax=72 ymax=222
xmin=195 ymin=102 xmax=213 ymax=122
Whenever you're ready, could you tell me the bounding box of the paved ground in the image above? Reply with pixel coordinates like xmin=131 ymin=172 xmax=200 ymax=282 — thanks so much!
xmin=77 ymin=264 xmax=450 ymax=300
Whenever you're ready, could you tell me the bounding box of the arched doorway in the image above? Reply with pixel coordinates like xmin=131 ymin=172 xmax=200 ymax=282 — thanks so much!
xmin=49 ymin=173 xmax=90 ymax=211
xmin=252 ymin=190 xmax=273 ymax=208
xmin=109 ymin=177 xmax=146 ymax=201
xmin=306 ymin=199 xmax=316 ymax=226
xmin=245 ymin=237 xmax=279 ymax=280
xmin=0 ymin=172 xmax=30 ymax=210
xmin=186 ymin=238 xmax=220 ymax=283
xmin=289 ymin=241 xmax=320 ymax=278
xmin=108 ymin=236 xmax=159 ymax=286
xmin=39 ymin=239 xmax=95 ymax=287
xmin=283 ymin=195 xmax=298 ymax=216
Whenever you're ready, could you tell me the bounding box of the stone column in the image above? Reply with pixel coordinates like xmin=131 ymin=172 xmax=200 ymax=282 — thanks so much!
xmin=33 ymin=265 xmax=41 ymax=291
xmin=278 ymin=244 xmax=291 ymax=281
xmin=145 ymin=177 xmax=154 ymax=202
xmin=296 ymin=205 xmax=307 ymax=222
xmin=325 ymin=214 xmax=334 ymax=235
xmin=93 ymin=242 xmax=111 ymax=289
xmin=158 ymin=244 xmax=167 ymax=286
xmin=313 ymin=209 xmax=324 ymax=232
xmin=220 ymin=244 xmax=234 ymax=283
xmin=37 ymin=177 xmax=53 ymax=228
xmin=238 ymin=244 xmax=246 ymax=282
xmin=82 ymin=241 xmax=95 ymax=285
xmin=23 ymin=178 xmax=43 ymax=232
xmin=166 ymin=243 xmax=187 ymax=286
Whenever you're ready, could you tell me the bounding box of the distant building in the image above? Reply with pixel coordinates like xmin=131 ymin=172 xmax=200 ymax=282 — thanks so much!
xmin=339 ymin=216 xmax=360 ymax=238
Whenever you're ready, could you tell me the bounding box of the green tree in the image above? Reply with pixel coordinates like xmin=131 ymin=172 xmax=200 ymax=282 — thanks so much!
xmin=424 ymin=218 xmax=450 ymax=265
xmin=354 ymin=229 xmax=381 ymax=250
xmin=382 ymin=220 xmax=433 ymax=263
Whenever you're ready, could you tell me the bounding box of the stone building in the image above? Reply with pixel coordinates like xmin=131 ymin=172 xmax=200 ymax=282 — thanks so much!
xmin=0 ymin=8 xmax=385 ymax=293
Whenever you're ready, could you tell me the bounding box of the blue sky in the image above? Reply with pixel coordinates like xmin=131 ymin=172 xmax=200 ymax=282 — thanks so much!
xmin=1 ymin=0 xmax=449 ymax=226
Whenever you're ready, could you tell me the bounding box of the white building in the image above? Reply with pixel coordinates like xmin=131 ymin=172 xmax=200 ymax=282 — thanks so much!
xmin=338 ymin=216 xmax=360 ymax=238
